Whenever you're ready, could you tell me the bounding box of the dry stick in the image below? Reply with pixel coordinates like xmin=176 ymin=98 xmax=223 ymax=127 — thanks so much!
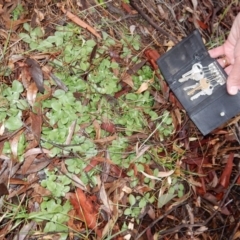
xmin=129 ymin=0 xmax=178 ymax=44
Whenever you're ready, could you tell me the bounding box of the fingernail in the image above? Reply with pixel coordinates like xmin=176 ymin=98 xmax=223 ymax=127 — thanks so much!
xmin=229 ymin=86 xmax=238 ymax=95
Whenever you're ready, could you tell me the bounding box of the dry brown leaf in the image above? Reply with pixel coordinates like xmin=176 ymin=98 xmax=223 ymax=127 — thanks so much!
xmin=135 ymin=145 xmax=151 ymax=160
xmin=84 ymin=158 xmax=100 ymax=173
xmin=33 ymin=183 xmax=51 ymax=197
xmin=13 ymin=222 xmax=36 ymax=240
xmin=122 ymin=73 xmax=134 ymax=88
xmin=9 ymin=178 xmax=28 ymax=185
xmin=136 ymin=81 xmax=150 ymax=94
xmin=84 ymin=156 xmax=114 ymax=172
xmin=60 ymin=5 xmax=102 ymax=39
xmin=20 ymin=64 xmax=32 ymax=89
xmin=141 ymin=170 xmax=174 ymax=180
xmin=94 ymin=135 xmax=117 ymax=144
xmin=219 ymin=153 xmax=234 ymax=189
xmin=70 ymin=188 xmax=101 ymax=237
xmin=9 ymin=130 xmax=23 ymax=158
xmin=65 ymin=120 xmax=77 ymax=144
xmin=26 ymin=58 xmax=44 ymax=93
xmin=25 ymin=112 xmax=43 ymax=150
xmin=101 ymin=121 xmax=116 ymax=134
xmin=21 ymin=158 xmax=51 ymax=175
xmin=234 ymin=231 xmax=240 ymax=240
xmin=34 ymin=9 xmax=45 ymax=25
xmin=27 ymin=82 xmax=38 ymax=106
xmin=99 ymin=184 xmax=112 ymax=214
xmin=24 ymin=148 xmax=50 ymax=158
xmin=21 ymin=155 xmax=35 ymax=175
xmin=157 ymin=5 xmax=168 ymax=19
xmin=93 ymin=120 xmax=101 ymax=140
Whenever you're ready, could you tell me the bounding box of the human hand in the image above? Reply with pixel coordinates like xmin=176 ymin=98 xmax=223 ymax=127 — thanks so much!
xmin=208 ymin=13 xmax=240 ymax=95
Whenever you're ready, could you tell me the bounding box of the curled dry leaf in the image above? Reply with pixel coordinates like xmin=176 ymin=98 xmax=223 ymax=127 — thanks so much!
xmin=144 ymin=48 xmax=160 ymax=70
xmin=99 ymin=184 xmax=112 ymax=214
xmin=141 ymin=170 xmax=174 ymax=180
xmin=9 ymin=130 xmax=23 ymax=158
xmin=24 ymin=148 xmax=51 ymax=158
xmin=26 ymin=58 xmax=44 ymax=93
xmin=34 ymin=9 xmax=45 ymax=25
xmin=93 ymin=120 xmax=101 ymax=140
xmin=26 ymin=111 xmax=43 ymax=149
xmin=27 ymin=82 xmax=38 ymax=106
xmin=136 ymin=79 xmax=153 ymax=94
xmin=94 ymin=135 xmax=117 ymax=144
xmin=122 ymin=73 xmax=134 ymax=88
xmin=70 ymin=188 xmax=101 ymax=237
xmin=219 ymin=153 xmax=234 ymax=189
xmin=101 ymin=121 xmax=116 ymax=134
xmin=84 ymin=158 xmax=100 ymax=173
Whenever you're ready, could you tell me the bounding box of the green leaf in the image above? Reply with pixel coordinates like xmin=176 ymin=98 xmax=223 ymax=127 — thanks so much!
xmin=51 ymin=101 xmax=62 ymax=111
xmin=124 ymin=208 xmax=132 ymax=215
xmin=44 ymin=222 xmax=56 ymax=232
xmin=129 ymin=194 xmax=136 ymax=206
xmin=158 ymin=192 xmax=176 ymax=208
xmin=12 ymin=80 xmax=23 ymax=93
xmin=53 ymin=89 xmax=66 ymax=98
xmin=86 ymin=39 xmax=96 ymax=48
xmin=139 ymin=198 xmax=147 ymax=208
xmin=17 ymin=99 xmax=29 ymax=110
xmin=5 ymin=115 xmax=22 ymax=131
xmin=19 ymin=33 xmax=31 ymax=43
xmin=178 ymin=190 xmax=184 ymax=198
xmin=23 ymin=23 xmax=31 ymax=32
xmin=29 ymin=41 xmax=38 ymax=50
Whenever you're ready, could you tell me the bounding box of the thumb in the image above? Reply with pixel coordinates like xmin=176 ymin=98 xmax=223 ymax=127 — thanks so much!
xmin=226 ymin=58 xmax=240 ymax=95
xmin=226 ymin=41 xmax=240 ymax=95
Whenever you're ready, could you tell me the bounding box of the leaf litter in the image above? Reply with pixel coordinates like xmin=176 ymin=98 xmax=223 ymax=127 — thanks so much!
xmin=0 ymin=0 xmax=240 ymax=239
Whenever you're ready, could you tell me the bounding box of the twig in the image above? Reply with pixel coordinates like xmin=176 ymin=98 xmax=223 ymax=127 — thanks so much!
xmin=129 ymin=0 xmax=178 ymax=44
xmin=60 ymin=5 xmax=102 ymax=39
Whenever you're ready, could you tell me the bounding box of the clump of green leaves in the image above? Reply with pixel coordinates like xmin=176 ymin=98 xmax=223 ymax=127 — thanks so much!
xmin=65 ymin=158 xmax=98 ymax=186
xmin=39 ymin=199 xmax=72 ymax=239
xmin=0 ymin=81 xmax=28 ymax=161
xmin=158 ymin=177 xmax=185 ymax=208
xmin=41 ymin=169 xmax=72 ymax=197
xmin=124 ymin=193 xmax=155 ymax=220
xmin=12 ymin=4 xmax=25 ymax=20
xmin=40 ymin=169 xmax=72 ymax=239
xmin=158 ymin=110 xmax=174 ymax=140
xmin=0 ymin=80 xmax=27 ymax=131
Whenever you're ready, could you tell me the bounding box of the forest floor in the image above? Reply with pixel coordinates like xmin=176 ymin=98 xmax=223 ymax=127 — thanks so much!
xmin=0 ymin=0 xmax=240 ymax=239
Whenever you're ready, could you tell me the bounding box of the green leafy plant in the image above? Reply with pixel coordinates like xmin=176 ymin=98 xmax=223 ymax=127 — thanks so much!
xmin=41 ymin=169 xmax=72 ymax=197
xmin=124 ymin=193 xmax=155 ymax=220
xmin=38 ymin=199 xmax=72 ymax=239
xmin=12 ymin=4 xmax=24 ymax=20
xmin=158 ymin=177 xmax=185 ymax=208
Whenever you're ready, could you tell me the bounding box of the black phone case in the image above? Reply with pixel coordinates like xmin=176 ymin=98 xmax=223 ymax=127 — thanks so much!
xmin=157 ymin=29 xmax=240 ymax=135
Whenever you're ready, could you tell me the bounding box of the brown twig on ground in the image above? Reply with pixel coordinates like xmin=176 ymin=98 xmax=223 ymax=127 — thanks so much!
xmin=129 ymin=0 xmax=178 ymax=44
xmin=60 ymin=5 xmax=102 ymax=39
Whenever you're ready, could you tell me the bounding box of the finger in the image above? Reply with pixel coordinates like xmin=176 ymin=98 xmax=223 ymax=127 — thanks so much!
xmin=208 ymin=45 xmax=225 ymax=58
xmin=224 ymin=65 xmax=232 ymax=75
xmin=216 ymin=56 xmax=230 ymax=68
xmin=226 ymin=57 xmax=240 ymax=95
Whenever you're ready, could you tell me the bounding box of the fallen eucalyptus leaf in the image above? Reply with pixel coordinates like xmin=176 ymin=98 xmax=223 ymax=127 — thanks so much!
xmin=26 ymin=58 xmax=44 ymax=93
